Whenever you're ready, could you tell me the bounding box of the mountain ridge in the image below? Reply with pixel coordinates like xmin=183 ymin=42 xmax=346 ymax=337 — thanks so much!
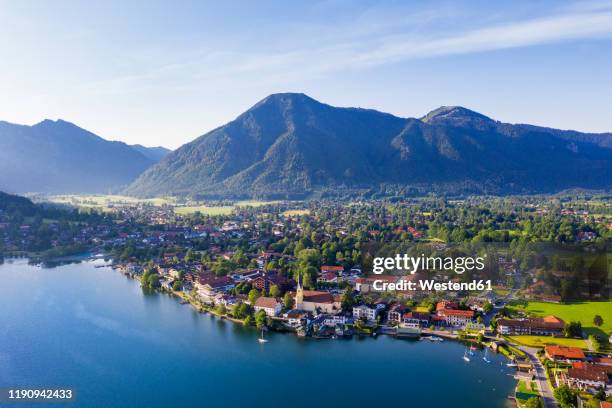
xmin=0 ymin=119 xmax=167 ymax=194
xmin=125 ymin=93 xmax=612 ymax=199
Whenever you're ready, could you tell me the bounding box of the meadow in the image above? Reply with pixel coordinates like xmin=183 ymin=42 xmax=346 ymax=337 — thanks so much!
xmin=507 ymin=300 xmax=612 ymax=338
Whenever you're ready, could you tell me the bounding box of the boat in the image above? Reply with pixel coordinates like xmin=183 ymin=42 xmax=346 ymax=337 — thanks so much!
xmin=483 ymin=348 xmax=491 ymax=363
xmin=506 ymin=363 xmax=517 ymax=367
xmin=429 ymin=336 xmax=443 ymax=342
xmin=258 ymin=329 xmax=268 ymax=343
xmin=463 ymin=349 xmax=470 ymax=362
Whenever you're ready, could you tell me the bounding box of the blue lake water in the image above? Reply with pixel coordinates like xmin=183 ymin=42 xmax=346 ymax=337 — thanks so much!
xmin=0 ymin=258 xmax=516 ymax=407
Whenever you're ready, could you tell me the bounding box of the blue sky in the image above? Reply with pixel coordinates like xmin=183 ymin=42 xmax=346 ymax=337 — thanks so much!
xmin=1 ymin=0 xmax=611 ymax=149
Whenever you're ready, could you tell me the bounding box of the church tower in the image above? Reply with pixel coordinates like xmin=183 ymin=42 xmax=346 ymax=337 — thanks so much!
xmin=295 ymin=273 xmax=304 ymax=310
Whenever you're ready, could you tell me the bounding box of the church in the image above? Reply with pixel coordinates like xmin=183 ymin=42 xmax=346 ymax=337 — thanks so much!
xmin=294 ymin=277 xmax=341 ymax=314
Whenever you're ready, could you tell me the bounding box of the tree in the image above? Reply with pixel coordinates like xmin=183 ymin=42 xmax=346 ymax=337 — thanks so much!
xmin=243 ymin=315 xmax=253 ymax=326
xmin=232 ymin=303 xmax=251 ymax=319
xmin=593 ymin=314 xmax=603 ymax=327
xmin=248 ymin=288 xmax=261 ymax=305
xmin=483 ymin=301 xmax=493 ymax=313
xmin=301 ymin=266 xmax=317 ymax=289
xmin=563 ymin=321 xmax=582 ymax=338
xmin=553 ymin=385 xmax=576 ymax=408
xmin=269 ymin=284 xmax=281 ymax=298
xmin=588 ymin=334 xmax=602 ymax=352
xmin=524 ymin=397 xmax=543 ymax=408
xmin=215 ymin=303 xmax=227 ymax=315
xmin=283 ymin=292 xmax=293 ymax=309
xmin=341 ymin=290 xmax=355 ymax=312
xmin=172 ymin=280 xmax=182 ymax=291
xmin=255 ymin=310 xmax=267 ymax=329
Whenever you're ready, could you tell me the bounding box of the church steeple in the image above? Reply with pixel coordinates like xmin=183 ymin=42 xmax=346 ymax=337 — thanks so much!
xmin=295 ymin=272 xmax=304 ymax=310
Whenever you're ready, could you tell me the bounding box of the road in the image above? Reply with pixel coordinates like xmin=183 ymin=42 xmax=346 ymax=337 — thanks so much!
xmin=520 ymin=346 xmax=558 ymax=408
xmin=482 ymin=272 xmax=558 ymax=407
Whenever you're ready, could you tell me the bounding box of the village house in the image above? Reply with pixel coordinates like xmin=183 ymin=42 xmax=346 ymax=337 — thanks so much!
xmin=283 ymin=309 xmax=308 ymax=327
xmin=433 ymin=301 xmax=474 ymax=327
xmin=402 ymin=311 xmax=431 ymax=327
xmin=317 ymin=271 xmax=339 ymax=284
xmin=387 ymin=303 xmax=409 ymax=323
xmin=320 ymin=265 xmax=344 ymax=274
xmin=497 ymin=316 xmax=565 ymax=336
xmin=195 ymin=274 xmax=235 ymax=303
xmin=254 ymin=297 xmax=282 ymax=317
xmin=558 ymin=362 xmax=610 ymax=391
xmin=323 ymin=315 xmax=348 ymax=326
xmin=545 ymin=345 xmax=586 ymax=363
xmin=352 ymin=304 xmax=384 ymax=322
xmin=438 ymin=309 xmax=474 ymax=326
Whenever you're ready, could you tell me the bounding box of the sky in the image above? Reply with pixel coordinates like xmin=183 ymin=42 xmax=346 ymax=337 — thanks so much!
xmin=1 ymin=0 xmax=611 ymax=149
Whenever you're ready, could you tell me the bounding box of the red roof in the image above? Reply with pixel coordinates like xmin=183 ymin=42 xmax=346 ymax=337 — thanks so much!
xmin=254 ymin=296 xmax=280 ymax=309
xmin=545 ymin=345 xmax=585 ymax=360
xmin=436 ymin=301 xmax=458 ymax=311
xmin=321 ymin=266 xmax=343 ymax=272
xmin=439 ymin=309 xmax=474 ymax=318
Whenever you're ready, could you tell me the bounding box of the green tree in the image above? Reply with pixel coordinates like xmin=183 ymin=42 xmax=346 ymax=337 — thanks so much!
xmin=215 ymin=303 xmax=227 ymax=315
xmin=269 ymin=284 xmax=281 ymax=298
xmin=255 ymin=310 xmax=267 ymax=329
xmin=563 ymin=321 xmax=582 ymax=338
xmin=341 ymin=290 xmax=355 ymax=312
xmin=243 ymin=315 xmax=253 ymax=326
xmin=283 ymin=292 xmax=294 ymax=309
xmin=248 ymin=288 xmax=261 ymax=305
xmin=172 ymin=280 xmax=182 ymax=291
xmin=593 ymin=314 xmax=603 ymax=327
xmin=524 ymin=397 xmax=543 ymax=408
xmin=483 ymin=301 xmax=493 ymax=313
xmin=553 ymin=385 xmax=576 ymax=408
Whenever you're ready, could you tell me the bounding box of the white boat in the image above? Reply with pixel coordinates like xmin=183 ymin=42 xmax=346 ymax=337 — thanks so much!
xmin=258 ymin=329 xmax=268 ymax=343
xmin=463 ymin=349 xmax=470 ymax=362
xmin=483 ymin=348 xmax=491 ymax=363
xmin=429 ymin=336 xmax=444 ymax=342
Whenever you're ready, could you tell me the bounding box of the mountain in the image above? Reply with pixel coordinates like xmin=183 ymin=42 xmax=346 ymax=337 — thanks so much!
xmin=0 ymin=190 xmax=37 ymax=215
xmin=124 ymin=93 xmax=612 ymax=198
xmin=130 ymin=144 xmax=171 ymax=162
xmin=0 ymin=119 xmax=159 ymax=194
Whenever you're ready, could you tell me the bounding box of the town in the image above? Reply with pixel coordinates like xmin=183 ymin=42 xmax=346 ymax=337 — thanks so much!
xmin=1 ymin=192 xmax=611 ymax=407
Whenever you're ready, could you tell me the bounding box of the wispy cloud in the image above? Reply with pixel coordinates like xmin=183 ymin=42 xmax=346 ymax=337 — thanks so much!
xmin=219 ymin=10 xmax=612 ymax=78
xmin=89 ymin=6 xmax=612 ymax=95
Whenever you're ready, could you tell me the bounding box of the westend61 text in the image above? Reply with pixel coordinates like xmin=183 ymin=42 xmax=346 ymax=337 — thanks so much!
xmin=372 ymin=279 xmax=492 ymax=292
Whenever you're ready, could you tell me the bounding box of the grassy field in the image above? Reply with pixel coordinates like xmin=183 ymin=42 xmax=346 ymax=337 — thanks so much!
xmin=507 ymin=335 xmax=587 ymax=349
xmin=42 ymin=195 xmax=288 ymax=216
xmin=174 ymin=205 xmax=234 ymax=215
xmin=515 ymin=380 xmax=539 ymax=406
xmin=282 ymin=209 xmax=310 ymax=216
xmin=507 ymin=301 xmax=612 ymax=338
xmin=235 ymin=200 xmax=281 ymax=207
xmin=45 ymin=194 xmax=175 ymax=207
xmin=494 ymin=287 xmax=510 ymax=297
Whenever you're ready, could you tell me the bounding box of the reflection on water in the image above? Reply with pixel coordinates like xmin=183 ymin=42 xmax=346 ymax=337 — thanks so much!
xmin=0 ymin=259 xmax=517 ymax=408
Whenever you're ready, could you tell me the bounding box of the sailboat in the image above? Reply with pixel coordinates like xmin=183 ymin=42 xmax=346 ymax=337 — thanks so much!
xmin=258 ymin=329 xmax=268 ymax=343
xmin=483 ymin=348 xmax=491 ymax=363
xmin=463 ymin=349 xmax=471 ymax=362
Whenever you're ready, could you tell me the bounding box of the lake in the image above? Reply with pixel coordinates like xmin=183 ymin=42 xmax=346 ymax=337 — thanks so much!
xmin=0 ymin=258 xmax=516 ymax=407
